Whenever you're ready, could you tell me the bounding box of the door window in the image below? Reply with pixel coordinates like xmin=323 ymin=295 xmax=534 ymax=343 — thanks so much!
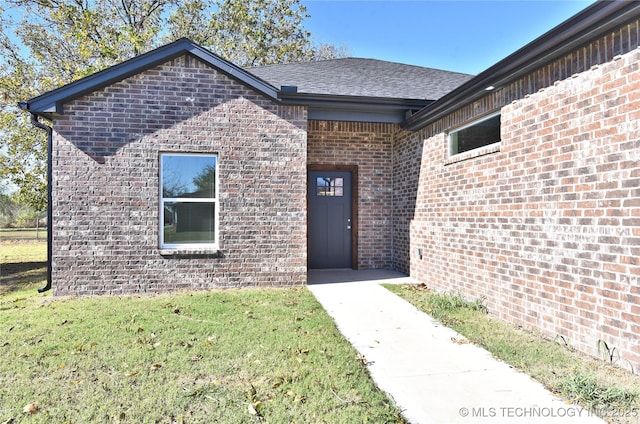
xmin=316 ymin=177 xmax=344 ymax=197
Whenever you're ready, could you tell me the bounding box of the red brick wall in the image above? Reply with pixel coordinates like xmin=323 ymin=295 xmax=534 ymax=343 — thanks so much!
xmin=391 ymin=127 xmax=417 ymax=274
xmin=395 ymin=26 xmax=640 ymax=370
xmin=52 ymin=55 xmax=307 ymax=295
xmin=308 ymin=120 xmax=397 ymax=269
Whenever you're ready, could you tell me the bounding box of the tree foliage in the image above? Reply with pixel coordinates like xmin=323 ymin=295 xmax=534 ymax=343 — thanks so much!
xmin=0 ymin=182 xmax=17 ymax=226
xmin=192 ymin=164 xmax=216 ymax=197
xmin=0 ymin=0 xmax=347 ymax=211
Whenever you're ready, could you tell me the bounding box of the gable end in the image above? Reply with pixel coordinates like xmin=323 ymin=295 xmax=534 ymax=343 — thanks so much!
xmin=20 ymin=38 xmax=279 ymax=119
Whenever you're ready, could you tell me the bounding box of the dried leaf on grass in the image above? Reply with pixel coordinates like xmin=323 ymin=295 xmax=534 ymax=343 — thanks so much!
xmin=247 ymin=402 xmax=263 ymax=416
xmin=23 ymin=402 xmax=38 ymax=414
xmin=285 ymin=389 xmax=307 ymax=403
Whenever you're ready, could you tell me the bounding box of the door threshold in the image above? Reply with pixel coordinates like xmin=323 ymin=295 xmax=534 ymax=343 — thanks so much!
xmin=308 ymin=268 xmax=354 ymax=271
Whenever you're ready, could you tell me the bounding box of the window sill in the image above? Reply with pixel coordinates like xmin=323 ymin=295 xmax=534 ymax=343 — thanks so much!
xmin=445 ymin=142 xmax=501 ymax=165
xmin=159 ymin=249 xmax=223 ymax=258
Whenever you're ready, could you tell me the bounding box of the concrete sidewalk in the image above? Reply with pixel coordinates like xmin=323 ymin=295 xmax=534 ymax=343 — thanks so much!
xmin=308 ymin=269 xmax=604 ymax=424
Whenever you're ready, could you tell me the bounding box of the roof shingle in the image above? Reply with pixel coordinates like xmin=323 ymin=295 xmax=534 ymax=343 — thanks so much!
xmin=247 ymin=58 xmax=472 ymax=100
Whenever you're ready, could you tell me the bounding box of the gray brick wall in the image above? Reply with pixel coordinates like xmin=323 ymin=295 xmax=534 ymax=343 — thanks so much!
xmin=52 ymin=55 xmax=307 ymax=295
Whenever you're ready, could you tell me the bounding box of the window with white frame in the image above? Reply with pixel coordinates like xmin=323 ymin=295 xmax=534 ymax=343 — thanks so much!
xmin=449 ymin=112 xmax=501 ymax=155
xmin=160 ymin=153 xmax=218 ymax=249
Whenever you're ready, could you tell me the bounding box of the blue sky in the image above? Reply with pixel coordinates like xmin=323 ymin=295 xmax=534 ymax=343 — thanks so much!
xmin=304 ymin=0 xmax=596 ymax=74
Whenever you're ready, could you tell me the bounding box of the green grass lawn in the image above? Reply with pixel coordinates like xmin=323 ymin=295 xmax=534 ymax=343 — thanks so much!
xmin=385 ymin=283 xmax=640 ymax=424
xmin=0 ymin=242 xmax=404 ymax=423
xmin=0 ymin=228 xmax=46 ymax=242
xmin=1 ymin=240 xmax=47 ymax=296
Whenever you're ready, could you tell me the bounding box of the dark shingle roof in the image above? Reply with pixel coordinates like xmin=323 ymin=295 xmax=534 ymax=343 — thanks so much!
xmin=247 ymin=58 xmax=473 ymax=100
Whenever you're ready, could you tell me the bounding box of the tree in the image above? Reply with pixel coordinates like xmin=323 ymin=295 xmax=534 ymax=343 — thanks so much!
xmin=0 ymin=182 xmax=17 ymax=227
xmin=192 ymin=164 xmax=216 ymax=197
xmin=1 ymin=0 xmax=177 ymax=211
xmin=310 ymin=43 xmax=351 ymax=62
xmin=0 ymin=0 xmax=347 ymax=211
xmin=205 ymin=0 xmax=313 ymax=66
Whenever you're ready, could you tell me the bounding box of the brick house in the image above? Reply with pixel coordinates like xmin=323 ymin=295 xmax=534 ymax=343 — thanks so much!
xmin=21 ymin=1 xmax=640 ymax=370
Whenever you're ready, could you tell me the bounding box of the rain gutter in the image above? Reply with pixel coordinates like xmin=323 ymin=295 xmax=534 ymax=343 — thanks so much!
xmin=279 ymin=91 xmax=431 ymax=123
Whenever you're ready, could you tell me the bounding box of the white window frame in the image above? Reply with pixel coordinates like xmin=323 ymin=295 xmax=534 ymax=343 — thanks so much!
xmin=449 ymin=111 xmax=501 ymax=156
xmin=159 ymin=153 xmax=219 ymax=250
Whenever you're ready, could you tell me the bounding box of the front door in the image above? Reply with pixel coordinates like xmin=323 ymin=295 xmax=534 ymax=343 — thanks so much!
xmin=308 ymin=170 xmax=353 ymax=269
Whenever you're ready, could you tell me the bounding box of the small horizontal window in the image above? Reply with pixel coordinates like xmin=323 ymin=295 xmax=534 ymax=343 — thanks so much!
xmin=316 ymin=177 xmax=344 ymax=197
xmin=450 ymin=113 xmax=501 ymax=155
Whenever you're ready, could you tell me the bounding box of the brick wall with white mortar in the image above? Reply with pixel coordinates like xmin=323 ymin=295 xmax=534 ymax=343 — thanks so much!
xmin=394 ymin=21 xmax=640 ymax=370
xmin=52 ymin=55 xmax=308 ymax=295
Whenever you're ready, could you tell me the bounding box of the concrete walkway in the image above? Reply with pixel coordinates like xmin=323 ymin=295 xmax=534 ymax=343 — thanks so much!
xmin=308 ymin=269 xmax=604 ymax=424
